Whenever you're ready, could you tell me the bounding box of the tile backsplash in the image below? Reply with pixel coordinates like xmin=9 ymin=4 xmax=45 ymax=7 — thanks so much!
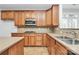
xmin=17 ymin=28 xmax=53 ymax=33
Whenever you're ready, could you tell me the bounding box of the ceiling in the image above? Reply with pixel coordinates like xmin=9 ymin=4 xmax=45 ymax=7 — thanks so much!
xmin=62 ymin=4 xmax=79 ymax=13
xmin=0 ymin=4 xmax=52 ymax=10
xmin=62 ymin=4 xmax=79 ymax=9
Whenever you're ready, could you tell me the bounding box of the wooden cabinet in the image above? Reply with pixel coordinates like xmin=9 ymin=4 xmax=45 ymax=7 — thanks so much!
xmin=14 ymin=11 xmax=25 ymax=26
xmin=24 ymin=34 xmax=36 ymax=46
xmin=55 ymin=42 xmax=68 ymax=55
xmin=47 ymin=34 xmax=68 ymax=55
xmin=47 ymin=35 xmax=51 ymax=54
xmin=1 ymin=10 xmax=46 ymax=27
xmin=36 ymin=11 xmax=46 ymax=26
xmin=8 ymin=39 xmax=24 ymax=55
xmin=24 ymin=11 xmax=37 ymax=18
xmin=24 ymin=36 xmax=29 ymax=46
xmin=1 ymin=11 xmax=14 ymax=20
xmin=52 ymin=5 xmax=59 ymax=26
xmin=1 ymin=5 xmax=59 ymax=27
xmin=25 ymin=11 xmax=46 ymax=26
xmin=24 ymin=11 xmax=32 ymax=18
xmin=24 ymin=33 xmax=47 ymax=46
xmin=42 ymin=34 xmax=47 ymax=46
xmin=12 ymin=33 xmax=47 ymax=47
xmin=1 ymin=39 xmax=24 ymax=55
xmin=50 ymin=38 xmax=56 ymax=55
xmin=35 ymin=34 xmax=43 ymax=46
xmin=46 ymin=9 xmax=52 ymax=26
xmin=29 ymin=34 xmax=36 ymax=46
xmin=47 ymin=35 xmax=56 ymax=55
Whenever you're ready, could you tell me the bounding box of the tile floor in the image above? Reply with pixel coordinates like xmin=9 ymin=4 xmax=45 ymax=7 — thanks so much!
xmin=24 ymin=47 xmax=49 ymax=55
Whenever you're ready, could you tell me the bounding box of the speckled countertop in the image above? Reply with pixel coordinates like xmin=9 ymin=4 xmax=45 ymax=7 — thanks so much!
xmin=11 ymin=32 xmax=79 ymax=54
xmin=0 ymin=37 xmax=23 ymax=54
xmin=47 ymin=33 xmax=79 ymax=55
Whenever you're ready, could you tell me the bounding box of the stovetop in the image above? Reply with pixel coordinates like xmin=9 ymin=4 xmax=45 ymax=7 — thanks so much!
xmin=24 ymin=31 xmax=36 ymax=33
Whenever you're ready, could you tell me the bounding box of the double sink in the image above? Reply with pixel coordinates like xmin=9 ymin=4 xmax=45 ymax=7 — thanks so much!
xmin=56 ymin=36 xmax=79 ymax=45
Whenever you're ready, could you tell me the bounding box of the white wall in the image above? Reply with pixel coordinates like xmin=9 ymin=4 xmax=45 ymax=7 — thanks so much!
xmin=0 ymin=12 xmax=17 ymax=37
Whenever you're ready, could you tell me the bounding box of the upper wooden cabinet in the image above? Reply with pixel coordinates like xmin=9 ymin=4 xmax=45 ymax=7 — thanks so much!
xmin=24 ymin=11 xmax=32 ymax=18
xmin=36 ymin=11 xmax=46 ymax=26
xmin=46 ymin=9 xmax=52 ymax=26
xmin=1 ymin=11 xmax=14 ymax=20
xmin=14 ymin=11 xmax=25 ymax=26
xmin=52 ymin=5 xmax=59 ymax=26
xmin=1 ymin=5 xmax=59 ymax=27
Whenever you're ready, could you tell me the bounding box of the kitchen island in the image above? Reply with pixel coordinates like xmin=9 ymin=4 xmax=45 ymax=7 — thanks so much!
xmin=0 ymin=37 xmax=24 ymax=55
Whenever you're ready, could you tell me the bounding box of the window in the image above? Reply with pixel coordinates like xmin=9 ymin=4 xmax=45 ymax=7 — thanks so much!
xmin=59 ymin=13 xmax=79 ymax=29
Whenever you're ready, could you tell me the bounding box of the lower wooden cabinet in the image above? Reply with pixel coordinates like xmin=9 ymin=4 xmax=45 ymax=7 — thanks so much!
xmin=0 ymin=39 xmax=24 ymax=55
xmin=50 ymin=38 xmax=56 ymax=55
xmin=24 ymin=36 xmax=29 ymax=46
xmin=47 ymin=35 xmax=68 ymax=55
xmin=29 ymin=34 xmax=36 ymax=46
xmin=8 ymin=39 xmax=24 ymax=55
xmin=42 ymin=34 xmax=48 ymax=46
xmin=55 ymin=42 xmax=68 ymax=55
xmin=35 ymin=34 xmax=43 ymax=46
xmin=24 ymin=33 xmax=47 ymax=46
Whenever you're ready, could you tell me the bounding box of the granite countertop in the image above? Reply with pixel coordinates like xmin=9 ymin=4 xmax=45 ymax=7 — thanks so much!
xmin=11 ymin=32 xmax=79 ymax=54
xmin=47 ymin=33 xmax=79 ymax=55
xmin=0 ymin=37 xmax=23 ymax=54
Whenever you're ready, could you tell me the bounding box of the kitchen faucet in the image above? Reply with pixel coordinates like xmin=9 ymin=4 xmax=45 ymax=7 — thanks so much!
xmin=60 ymin=29 xmax=64 ymax=39
xmin=71 ymin=31 xmax=77 ymax=39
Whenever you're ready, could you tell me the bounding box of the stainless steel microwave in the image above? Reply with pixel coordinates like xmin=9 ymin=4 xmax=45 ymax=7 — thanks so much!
xmin=25 ymin=18 xmax=36 ymax=26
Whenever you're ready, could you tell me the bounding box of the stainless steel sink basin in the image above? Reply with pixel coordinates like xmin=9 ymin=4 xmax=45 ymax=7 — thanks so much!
xmin=56 ymin=36 xmax=79 ymax=45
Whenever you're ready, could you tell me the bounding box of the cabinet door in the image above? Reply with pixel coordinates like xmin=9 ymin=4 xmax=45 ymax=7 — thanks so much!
xmin=55 ymin=42 xmax=68 ymax=55
xmin=52 ymin=5 xmax=59 ymax=26
xmin=8 ymin=40 xmax=24 ymax=55
xmin=50 ymin=38 xmax=55 ymax=55
xmin=36 ymin=11 xmax=46 ymax=26
xmin=35 ymin=34 xmax=43 ymax=46
xmin=18 ymin=12 xmax=25 ymax=26
xmin=46 ymin=9 xmax=52 ymax=26
xmin=14 ymin=12 xmax=19 ymax=26
xmin=25 ymin=11 xmax=32 ymax=18
xmin=29 ymin=34 xmax=36 ymax=46
xmin=7 ymin=11 xmax=14 ymax=19
xmin=24 ymin=36 xmax=29 ymax=46
xmin=14 ymin=12 xmax=25 ymax=26
xmin=47 ymin=35 xmax=51 ymax=54
xmin=1 ymin=11 xmax=7 ymax=20
xmin=17 ymin=39 xmax=24 ymax=55
xmin=47 ymin=35 xmax=56 ymax=55
xmin=42 ymin=34 xmax=47 ymax=46
xmin=1 ymin=11 xmax=14 ymax=20
xmin=31 ymin=11 xmax=37 ymax=18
